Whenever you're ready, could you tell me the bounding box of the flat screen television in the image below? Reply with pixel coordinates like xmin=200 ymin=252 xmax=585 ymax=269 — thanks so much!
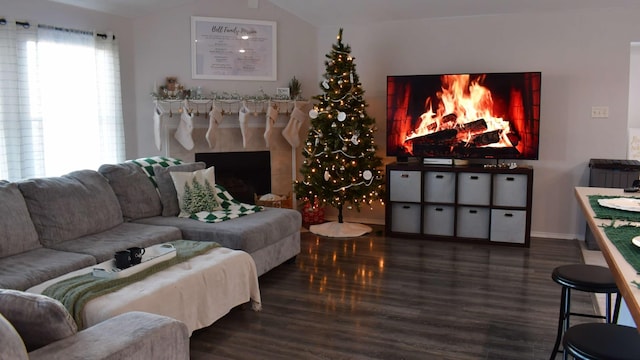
xmin=386 ymin=72 xmax=541 ymax=160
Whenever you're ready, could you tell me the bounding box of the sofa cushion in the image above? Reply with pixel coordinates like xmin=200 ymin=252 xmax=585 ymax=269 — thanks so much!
xmin=133 ymin=207 xmax=301 ymax=253
xmin=170 ymin=167 xmax=223 ymax=216
xmin=0 ymin=248 xmax=96 ymax=291
xmin=0 ymin=312 xmax=28 ymax=360
xmin=154 ymin=162 xmax=206 ymax=217
xmin=18 ymin=170 xmax=123 ymax=246
xmin=46 ymin=222 xmax=182 ymax=263
xmin=0 ymin=289 xmax=77 ymax=352
xmin=98 ymin=162 xmax=162 ymax=220
xmin=0 ymin=181 xmax=41 ymax=258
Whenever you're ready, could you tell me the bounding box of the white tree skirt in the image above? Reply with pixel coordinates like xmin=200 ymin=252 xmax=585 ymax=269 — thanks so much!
xmin=309 ymin=221 xmax=372 ymax=238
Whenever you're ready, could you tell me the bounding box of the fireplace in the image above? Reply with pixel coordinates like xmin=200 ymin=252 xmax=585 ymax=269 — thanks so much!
xmin=195 ymin=151 xmax=271 ymax=204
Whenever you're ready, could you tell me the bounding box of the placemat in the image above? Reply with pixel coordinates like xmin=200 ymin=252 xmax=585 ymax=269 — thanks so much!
xmin=602 ymin=225 xmax=640 ymax=274
xmin=588 ymin=195 xmax=640 ymax=222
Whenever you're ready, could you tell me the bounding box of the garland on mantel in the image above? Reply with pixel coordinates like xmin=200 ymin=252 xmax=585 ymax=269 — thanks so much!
xmin=151 ymin=89 xmax=303 ymax=102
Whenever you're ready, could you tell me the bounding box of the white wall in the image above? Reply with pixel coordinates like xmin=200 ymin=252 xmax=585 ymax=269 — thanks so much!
xmin=131 ymin=0 xmax=317 ymax=158
xmin=6 ymin=1 xmax=640 ymax=239
xmin=317 ymin=7 xmax=640 ymax=239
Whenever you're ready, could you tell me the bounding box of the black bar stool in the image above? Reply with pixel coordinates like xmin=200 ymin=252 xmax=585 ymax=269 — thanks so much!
xmin=549 ymin=264 xmax=622 ymax=360
xmin=563 ymin=323 xmax=640 ymax=360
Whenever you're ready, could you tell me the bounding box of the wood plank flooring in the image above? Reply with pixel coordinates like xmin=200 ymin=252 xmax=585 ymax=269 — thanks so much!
xmin=190 ymin=229 xmax=596 ymax=360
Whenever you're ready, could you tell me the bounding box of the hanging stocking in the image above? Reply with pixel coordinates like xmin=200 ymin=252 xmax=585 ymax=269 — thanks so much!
xmin=263 ymin=101 xmax=279 ymax=148
xmin=282 ymin=101 xmax=308 ymax=148
xmin=238 ymin=101 xmax=250 ymax=148
xmin=174 ymin=101 xmax=194 ymax=150
xmin=153 ymin=104 xmax=162 ymax=151
xmin=206 ymin=102 xmax=223 ymax=148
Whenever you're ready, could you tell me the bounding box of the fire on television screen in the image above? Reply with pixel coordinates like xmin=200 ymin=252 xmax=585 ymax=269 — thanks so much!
xmin=386 ymin=72 xmax=541 ymax=160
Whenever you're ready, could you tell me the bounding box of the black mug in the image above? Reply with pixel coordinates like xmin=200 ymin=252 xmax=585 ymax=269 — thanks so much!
xmin=128 ymin=247 xmax=145 ymax=265
xmin=114 ymin=250 xmax=131 ymax=269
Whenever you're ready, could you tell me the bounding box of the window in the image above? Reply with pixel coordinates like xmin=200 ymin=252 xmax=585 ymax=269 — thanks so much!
xmin=0 ymin=21 xmax=124 ymax=181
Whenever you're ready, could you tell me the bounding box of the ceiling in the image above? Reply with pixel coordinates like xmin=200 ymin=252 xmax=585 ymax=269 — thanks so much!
xmin=48 ymin=0 xmax=640 ymax=25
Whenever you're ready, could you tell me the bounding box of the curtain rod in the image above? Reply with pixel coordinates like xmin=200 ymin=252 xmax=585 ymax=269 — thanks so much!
xmin=0 ymin=18 xmax=115 ymax=40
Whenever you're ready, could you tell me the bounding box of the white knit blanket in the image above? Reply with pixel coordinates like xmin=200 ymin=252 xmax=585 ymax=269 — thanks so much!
xmin=28 ymin=247 xmax=261 ymax=335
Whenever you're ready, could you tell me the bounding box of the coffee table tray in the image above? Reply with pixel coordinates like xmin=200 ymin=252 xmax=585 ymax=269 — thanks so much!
xmin=92 ymin=243 xmax=177 ymax=279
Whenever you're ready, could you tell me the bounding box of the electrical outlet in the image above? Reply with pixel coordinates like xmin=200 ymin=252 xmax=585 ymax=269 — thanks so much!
xmin=591 ymin=106 xmax=609 ymax=118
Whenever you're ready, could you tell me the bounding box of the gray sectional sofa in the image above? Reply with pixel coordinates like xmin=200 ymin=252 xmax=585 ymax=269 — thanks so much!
xmin=0 ymin=160 xmax=301 ymax=291
xmin=0 ymin=289 xmax=189 ymax=360
xmin=0 ymin=159 xmax=301 ymax=359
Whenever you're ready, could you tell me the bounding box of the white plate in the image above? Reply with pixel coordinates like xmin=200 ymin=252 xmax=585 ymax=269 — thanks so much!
xmin=598 ymin=197 xmax=640 ymax=212
xmin=633 ymin=236 xmax=640 ymax=248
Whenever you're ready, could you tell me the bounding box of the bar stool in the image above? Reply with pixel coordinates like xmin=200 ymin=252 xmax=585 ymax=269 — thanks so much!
xmin=549 ymin=264 xmax=621 ymax=360
xmin=563 ymin=323 xmax=640 ymax=360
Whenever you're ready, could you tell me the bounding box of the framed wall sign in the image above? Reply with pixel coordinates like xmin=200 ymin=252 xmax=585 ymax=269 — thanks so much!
xmin=191 ymin=16 xmax=277 ymax=81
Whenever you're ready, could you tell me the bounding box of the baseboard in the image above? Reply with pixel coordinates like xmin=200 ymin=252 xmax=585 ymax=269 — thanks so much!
xmin=530 ymin=231 xmax=581 ymax=240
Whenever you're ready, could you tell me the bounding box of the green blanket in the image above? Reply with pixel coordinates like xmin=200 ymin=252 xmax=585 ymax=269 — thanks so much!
xmin=42 ymin=240 xmax=220 ymax=329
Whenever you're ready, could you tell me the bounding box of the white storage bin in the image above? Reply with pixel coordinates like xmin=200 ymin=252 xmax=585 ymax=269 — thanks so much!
xmin=457 ymin=172 xmax=491 ymax=205
xmin=423 ymin=205 xmax=454 ymax=236
xmin=424 ymin=171 xmax=456 ymax=203
xmin=391 ymin=203 xmax=421 ymax=233
xmin=493 ymin=174 xmax=528 ymax=207
xmin=389 ymin=170 xmax=421 ymax=202
xmin=456 ymin=206 xmax=490 ymax=239
xmin=490 ymin=209 xmax=526 ymax=244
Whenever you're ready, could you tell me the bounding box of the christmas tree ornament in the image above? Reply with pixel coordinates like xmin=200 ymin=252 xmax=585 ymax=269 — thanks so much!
xmin=324 ymin=171 xmax=331 ymax=181
xmin=309 ymin=109 xmax=318 ymax=119
xmin=337 ymin=112 xmax=346 ymax=121
xmin=322 ymin=80 xmax=330 ymax=89
xmin=363 ymin=170 xmax=373 ymax=181
xmin=331 ymin=122 xmax=337 ymax=128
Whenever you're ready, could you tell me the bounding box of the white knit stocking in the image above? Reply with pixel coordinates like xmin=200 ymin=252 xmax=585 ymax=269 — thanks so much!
xmin=174 ymin=102 xmax=194 ymax=150
xmin=263 ymin=101 xmax=279 ymax=148
xmin=153 ymin=104 xmax=162 ymax=151
xmin=206 ymin=103 xmax=223 ymax=149
xmin=238 ymin=101 xmax=250 ymax=148
xmin=282 ymin=102 xmax=308 ymax=148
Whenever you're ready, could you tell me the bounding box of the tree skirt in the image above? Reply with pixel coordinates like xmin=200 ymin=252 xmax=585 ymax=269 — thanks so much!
xmin=309 ymin=221 xmax=372 ymax=238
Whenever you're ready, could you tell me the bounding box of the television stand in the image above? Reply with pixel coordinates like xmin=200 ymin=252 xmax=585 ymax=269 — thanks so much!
xmin=385 ymin=162 xmax=533 ymax=247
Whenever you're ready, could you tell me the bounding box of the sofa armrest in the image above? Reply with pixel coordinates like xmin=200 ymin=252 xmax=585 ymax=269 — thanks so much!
xmin=28 ymin=311 xmax=189 ymax=360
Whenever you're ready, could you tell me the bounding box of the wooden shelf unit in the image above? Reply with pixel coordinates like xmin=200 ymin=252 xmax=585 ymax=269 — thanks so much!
xmin=385 ymin=162 xmax=533 ymax=247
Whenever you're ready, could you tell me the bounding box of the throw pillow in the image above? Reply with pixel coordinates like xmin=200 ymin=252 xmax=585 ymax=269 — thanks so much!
xmin=170 ymin=167 xmax=222 ymax=216
xmin=154 ymin=162 xmax=206 ymax=217
xmin=0 ymin=289 xmax=77 ymax=352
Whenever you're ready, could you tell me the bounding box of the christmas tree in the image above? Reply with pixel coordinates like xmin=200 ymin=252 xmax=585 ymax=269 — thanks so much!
xmin=294 ymin=28 xmax=385 ymax=235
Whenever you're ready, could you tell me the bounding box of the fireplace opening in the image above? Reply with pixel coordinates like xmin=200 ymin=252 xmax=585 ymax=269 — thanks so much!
xmin=195 ymin=151 xmax=271 ymax=204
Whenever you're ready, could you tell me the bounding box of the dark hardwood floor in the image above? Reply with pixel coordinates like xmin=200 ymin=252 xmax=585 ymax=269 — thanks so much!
xmin=190 ymin=228 xmax=596 ymax=360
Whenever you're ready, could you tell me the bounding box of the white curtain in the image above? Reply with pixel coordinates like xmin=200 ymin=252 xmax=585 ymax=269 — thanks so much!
xmin=0 ymin=21 xmax=124 ymax=181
